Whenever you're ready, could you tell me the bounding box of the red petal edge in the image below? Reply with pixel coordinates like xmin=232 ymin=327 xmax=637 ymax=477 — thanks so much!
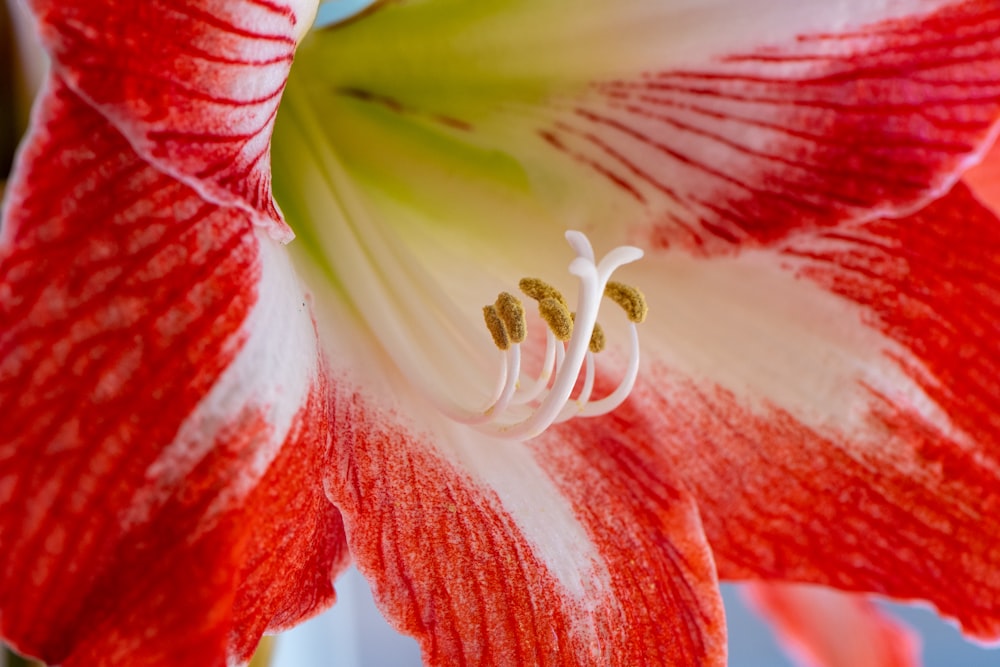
xmin=325 ymin=383 xmax=727 ymax=667
xmin=744 ymin=583 xmax=920 ymax=667
xmin=26 ymin=0 xmax=314 ymax=241
xmin=0 ymin=77 xmax=347 ymax=666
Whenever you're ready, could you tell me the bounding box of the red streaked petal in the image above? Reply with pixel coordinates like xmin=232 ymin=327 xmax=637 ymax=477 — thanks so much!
xmin=783 ymin=182 xmax=1000 ymax=495
xmin=25 ymin=0 xmax=318 ymax=241
xmin=592 ymin=2 xmax=1000 ymax=249
xmin=0 ymin=77 xmax=346 ymax=665
xmin=314 ymin=314 xmax=725 ymax=665
xmin=584 ymin=2 xmax=1000 ymax=251
xmin=556 ymin=1 xmax=1000 ymax=253
xmin=302 ymin=0 xmax=1000 ymax=254
xmin=744 ymin=584 xmax=920 ymax=667
xmin=535 ymin=415 xmax=727 ymax=666
xmin=619 ymin=183 xmax=1000 ymax=640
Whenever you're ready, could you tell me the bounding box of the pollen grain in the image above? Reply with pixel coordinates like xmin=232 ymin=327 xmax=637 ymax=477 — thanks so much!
xmin=605 ymin=282 xmax=648 ymax=323
xmin=589 ymin=322 xmax=606 ymax=353
xmin=495 ymin=292 xmax=527 ymax=344
xmin=483 ymin=304 xmax=510 ymax=350
xmin=519 ymin=277 xmax=569 ymax=308
xmin=538 ymin=297 xmax=574 ymax=341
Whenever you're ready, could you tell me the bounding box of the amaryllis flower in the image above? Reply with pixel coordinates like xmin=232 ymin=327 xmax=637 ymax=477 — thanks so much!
xmin=2 ymin=1 xmax=1000 ymax=666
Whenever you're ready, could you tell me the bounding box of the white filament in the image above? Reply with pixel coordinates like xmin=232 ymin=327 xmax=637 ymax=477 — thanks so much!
xmin=451 ymin=230 xmax=644 ymax=440
xmin=512 ymin=329 xmax=558 ymax=405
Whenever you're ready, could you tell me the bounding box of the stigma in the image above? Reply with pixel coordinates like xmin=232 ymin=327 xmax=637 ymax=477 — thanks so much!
xmin=449 ymin=230 xmax=646 ymax=440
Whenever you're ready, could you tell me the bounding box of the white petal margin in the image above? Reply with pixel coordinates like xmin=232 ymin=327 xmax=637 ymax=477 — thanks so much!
xmin=126 ymin=229 xmax=319 ymax=529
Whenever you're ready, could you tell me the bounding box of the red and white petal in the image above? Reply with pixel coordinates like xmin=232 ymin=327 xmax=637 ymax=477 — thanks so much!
xmin=0 ymin=77 xmax=346 ymax=666
xmin=25 ymin=0 xmax=319 ymax=241
xmin=614 ymin=182 xmax=1000 ymax=639
xmin=744 ymin=584 xmax=920 ymax=667
xmin=312 ymin=316 xmax=725 ymax=666
xmin=300 ymin=0 xmax=1000 ymax=254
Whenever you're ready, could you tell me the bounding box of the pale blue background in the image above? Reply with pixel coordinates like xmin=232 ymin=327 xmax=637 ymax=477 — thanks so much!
xmin=272 ymin=567 xmax=998 ymax=667
xmin=315 ymin=0 xmax=378 ymax=26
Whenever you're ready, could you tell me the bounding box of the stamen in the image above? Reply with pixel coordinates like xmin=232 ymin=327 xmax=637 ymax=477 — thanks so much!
xmin=554 ymin=350 xmax=597 ymax=425
xmin=512 ymin=329 xmax=557 ymax=405
xmin=579 ymin=351 xmax=597 ymax=404
xmin=519 ymin=278 xmax=569 ymax=309
xmin=538 ymin=298 xmax=573 ymax=341
xmin=494 ymin=292 xmax=527 ymax=343
xmin=570 ymin=312 xmax=607 ymax=354
xmin=461 ymin=230 xmax=646 ymax=440
xmin=482 ymin=305 xmax=509 ymax=350
xmin=580 ymin=322 xmax=640 ymax=417
xmin=588 ymin=322 xmax=606 ymax=353
xmin=605 ymin=282 xmax=648 ymax=323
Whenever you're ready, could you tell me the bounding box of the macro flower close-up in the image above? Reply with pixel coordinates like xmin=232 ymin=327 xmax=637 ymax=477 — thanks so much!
xmin=1 ymin=0 xmax=1000 ymax=666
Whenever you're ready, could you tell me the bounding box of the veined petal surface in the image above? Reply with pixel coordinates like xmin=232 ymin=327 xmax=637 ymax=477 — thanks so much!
xmin=0 ymin=78 xmax=347 ymax=666
xmin=298 ymin=0 xmax=1000 ymax=254
xmin=25 ymin=0 xmax=319 ymax=241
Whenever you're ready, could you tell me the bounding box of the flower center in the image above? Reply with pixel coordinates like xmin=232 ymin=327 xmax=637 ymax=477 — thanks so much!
xmin=444 ymin=230 xmax=647 ymax=440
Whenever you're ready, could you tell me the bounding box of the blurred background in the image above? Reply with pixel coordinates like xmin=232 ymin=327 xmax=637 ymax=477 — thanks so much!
xmin=269 ymin=567 xmax=998 ymax=667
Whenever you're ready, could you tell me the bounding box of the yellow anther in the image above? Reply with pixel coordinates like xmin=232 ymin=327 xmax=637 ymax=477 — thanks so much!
xmin=494 ymin=292 xmax=526 ymax=344
xmin=570 ymin=312 xmax=606 ymax=353
xmin=589 ymin=322 xmax=606 ymax=353
xmin=519 ymin=277 xmax=569 ymax=309
xmin=605 ymin=282 xmax=648 ymax=323
xmin=538 ymin=297 xmax=573 ymax=341
xmin=483 ymin=305 xmax=510 ymax=350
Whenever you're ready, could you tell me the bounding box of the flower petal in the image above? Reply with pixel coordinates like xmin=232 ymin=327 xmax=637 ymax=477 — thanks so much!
xmin=299 ymin=0 xmax=1000 ymax=253
xmin=320 ymin=353 xmax=726 ymax=666
xmin=0 ymin=77 xmax=346 ymax=665
xmin=24 ymin=0 xmax=318 ymax=241
xmin=744 ymin=584 xmax=920 ymax=667
xmin=617 ymin=182 xmax=1000 ymax=639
